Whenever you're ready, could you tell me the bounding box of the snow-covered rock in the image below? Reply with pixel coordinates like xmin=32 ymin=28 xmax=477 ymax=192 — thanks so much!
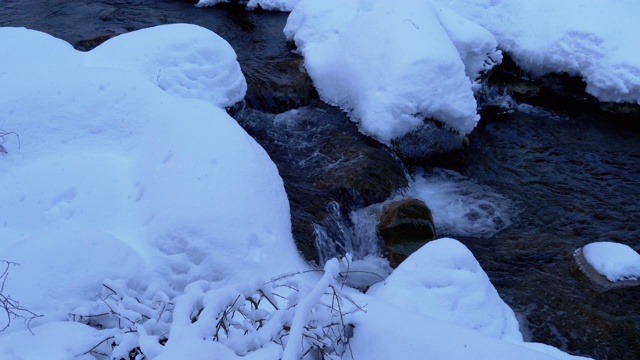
xmin=368 ymin=238 xmax=522 ymax=341
xmin=87 ymin=23 xmax=246 ymax=109
xmin=284 ymin=0 xmax=501 ymax=152
xmin=0 ymin=25 xmax=307 ymax=304
xmin=430 ymin=0 xmax=640 ymax=105
xmin=582 ymin=242 xmax=640 ymax=282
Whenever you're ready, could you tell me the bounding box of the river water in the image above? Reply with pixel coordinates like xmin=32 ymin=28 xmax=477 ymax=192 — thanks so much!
xmin=2 ymin=1 xmax=639 ymax=359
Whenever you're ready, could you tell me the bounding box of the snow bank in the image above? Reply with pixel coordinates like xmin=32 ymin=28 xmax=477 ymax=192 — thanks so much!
xmin=368 ymin=238 xmax=522 ymax=341
xmin=430 ymin=0 xmax=640 ymax=104
xmin=582 ymin=242 xmax=640 ymax=282
xmin=0 ymin=24 xmax=306 ymax=321
xmin=0 ymin=322 xmax=99 ymax=360
xmin=88 ymin=23 xmax=246 ymax=109
xmin=284 ymin=0 xmax=501 ymax=145
xmin=196 ymin=0 xmax=300 ymax=12
xmin=347 ymin=293 xmax=589 ymax=360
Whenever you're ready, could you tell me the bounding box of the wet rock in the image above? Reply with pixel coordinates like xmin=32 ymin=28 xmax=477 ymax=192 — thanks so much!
xmin=377 ymin=198 xmax=436 ymax=267
xmin=74 ymin=33 xmax=121 ymax=51
xmin=244 ymin=56 xmax=319 ymax=113
xmin=234 ymin=101 xmax=409 ymax=263
xmin=390 ymin=120 xmax=467 ymax=164
xmin=486 ymin=54 xmax=640 ymax=122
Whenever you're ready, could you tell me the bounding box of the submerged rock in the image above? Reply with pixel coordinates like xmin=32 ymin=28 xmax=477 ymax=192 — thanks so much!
xmin=234 ymin=102 xmax=409 ymax=263
xmin=377 ymin=198 xmax=436 ymax=267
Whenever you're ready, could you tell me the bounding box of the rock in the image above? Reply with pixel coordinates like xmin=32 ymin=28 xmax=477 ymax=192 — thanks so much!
xmin=244 ymin=56 xmax=319 ymax=113
xmin=390 ymin=120 xmax=467 ymax=164
xmin=377 ymin=198 xmax=436 ymax=267
xmin=234 ymin=102 xmax=409 ymax=264
xmin=572 ymin=246 xmax=640 ymax=292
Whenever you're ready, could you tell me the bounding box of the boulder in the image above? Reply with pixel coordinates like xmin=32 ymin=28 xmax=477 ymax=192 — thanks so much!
xmin=377 ymin=198 xmax=436 ymax=267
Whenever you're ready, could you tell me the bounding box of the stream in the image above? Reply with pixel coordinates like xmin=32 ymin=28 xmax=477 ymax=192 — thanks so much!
xmin=1 ymin=1 xmax=639 ymax=359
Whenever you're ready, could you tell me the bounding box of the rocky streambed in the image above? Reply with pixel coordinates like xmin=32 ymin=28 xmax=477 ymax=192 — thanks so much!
xmin=2 ymin=1 xmax=640 ymax=358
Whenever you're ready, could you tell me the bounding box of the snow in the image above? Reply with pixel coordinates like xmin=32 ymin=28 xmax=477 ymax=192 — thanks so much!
xmin=88 ymin=23 xmax=247 ymax=109
xmin=0 ymin=20 xmax=591 ymax=360
xmin=347 ymin=295 xmax=588 ymax=360
xmin=284 ymin=0 xmax=501 ymax=145
xmin=0 ymin=322 xmax=99 ymax=360
xmin=368 ymin=238 xmax=522 ymax=341
xmin=196 ymin=0 xmax=301 ymax=12
xmin=0 ymin=24 xmax=307 ymax=322
xmin=582 ymin=242 xmax=640 ymax=282
xmin=430 ymin=0 xmax=640 ymax=104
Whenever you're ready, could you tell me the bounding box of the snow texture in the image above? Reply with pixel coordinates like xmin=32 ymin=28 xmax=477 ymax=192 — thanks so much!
xmin=284 ymin=0 xmax=501 ymax=144
xmin=430 ymin=0 xmax=640 ymax=104
xmin=368 ymin=238 xmax=523 ymax=341
xmin=0 ymin=24 xmax=306 ymax=320
xmin=347 ymin=294 xmax=589 ymax=360
xmin=582 ymin=242 xmax=640 ymax=282
xmin=88 ymin=23 xmax=246 ymax=109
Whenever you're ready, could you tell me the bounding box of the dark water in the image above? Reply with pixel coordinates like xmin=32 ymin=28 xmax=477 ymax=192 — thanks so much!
xmin=452 ymin=105 xmax=640 ymax=359
xmin=2 ymin=1 xmax=640 ymax=359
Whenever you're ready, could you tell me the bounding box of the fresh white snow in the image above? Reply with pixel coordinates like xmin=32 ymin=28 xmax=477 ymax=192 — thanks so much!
xmin=0 ymin=24 xmax=306 ymax=326
xmin=284 ymin=0 xmax=501 ymax=145
xmin=368 ymin=238 xmax=523 ymax=341
xmin=430 ymin=0 xmax=640 ymax=104
xmin=582 ymin=242 xmax=640 ymax=282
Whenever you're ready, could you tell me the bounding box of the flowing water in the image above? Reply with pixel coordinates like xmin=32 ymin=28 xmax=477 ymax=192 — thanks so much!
xmin=2 ymin=2 xmax=640 ymax=358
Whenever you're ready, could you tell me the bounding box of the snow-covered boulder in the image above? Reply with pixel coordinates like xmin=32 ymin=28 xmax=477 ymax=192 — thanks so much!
xmin=574 ymin=242 xmax=640 ymax=291
xmin=87 ymin=23 xmax=246 ymax=109
xmin=284 ymin=0 xmax=501 ymax=158
xmin=368 ymin=238 xmax=523 ymax=341
xmin=0 ymin=25 xmax=307 ymax=306
xmin=430 ymin=0 xmax=640 ymax=105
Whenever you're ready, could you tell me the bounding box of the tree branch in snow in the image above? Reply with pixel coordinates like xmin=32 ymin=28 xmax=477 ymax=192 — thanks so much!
xmin=0 ymin=129 xmax=20 ymax=154
xmin=0 ymin=260 xmax=42 ymax=334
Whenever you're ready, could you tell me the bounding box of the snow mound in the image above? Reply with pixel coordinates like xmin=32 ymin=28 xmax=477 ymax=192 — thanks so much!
xmin=284 ymin=0 xmax=501 ymax=144
xmin=87 ymin=23 xmax=247 ymax=109
xmin=196 ymin=0 xmax=300 ymax=12
xmin=0 ymin=25 xmax=306 ymax=299
xmin=0 ymin=322 xmax=99 ymax=360
xmin=582 ymin=242 xmax=640 ymax=282
xmin=368 ymin=238 xmax=523 ymax=341
xmin=0 ymin=227 xmax=146 ymax=325
xmin=430 ymin=0 xmax=640 ymax=104
xmin=348 ymin=293 xmax=590 ymax=360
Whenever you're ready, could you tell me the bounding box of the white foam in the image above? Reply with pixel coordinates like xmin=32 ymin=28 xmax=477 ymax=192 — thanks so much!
xmin=409 ymin=169 xmax=514 ymax=237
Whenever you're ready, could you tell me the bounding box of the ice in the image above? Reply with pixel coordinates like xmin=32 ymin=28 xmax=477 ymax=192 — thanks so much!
xmin=582 ymin=242 xmax=640 ymax=282
xmin=284 ymin=0 xmax=501 ymax=145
